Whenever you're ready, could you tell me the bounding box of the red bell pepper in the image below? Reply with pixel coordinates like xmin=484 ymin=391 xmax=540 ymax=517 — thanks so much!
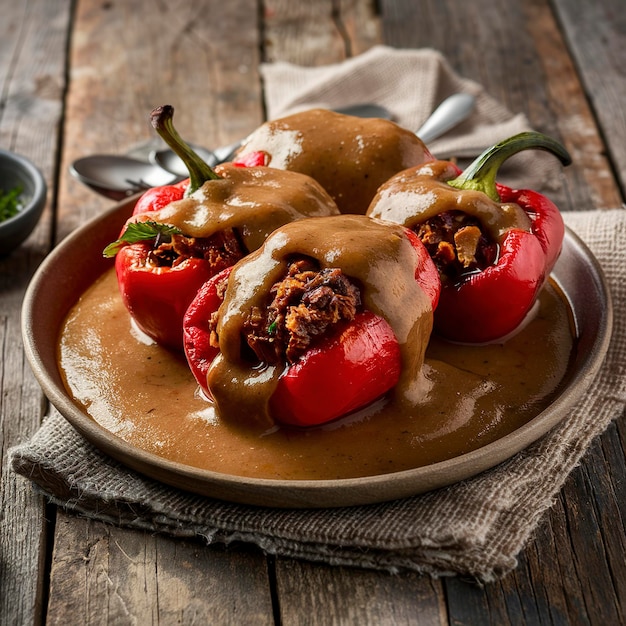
xmin=182 ymin=216 xmax=440 ymax=428
xmin=183 ymin=266 xmax=232 ymax=395
xmin=232 ymin=151 xmax=268 ymax=168
xmin=132 ymin=178 xmax=189 ymax=215
xmin=104 ymin=105 xmax=340 ymax=351
xmin=184 ymin=269 xmax=404 ymax=425
xmin=367 ymin=132 xmax=571 ymax=343
xmin=108 ymin=225 xmax=242 ymax=350
xmin=269 ymin=311 xmax=401 ymax=427
xmin=102 ymin=106 xmax=237 ymax=350
xmin=230 ymin=107 xmax=434 ymax=214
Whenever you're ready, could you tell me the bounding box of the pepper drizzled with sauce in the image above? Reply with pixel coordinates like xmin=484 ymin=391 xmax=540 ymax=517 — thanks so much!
xmin=184 ymin=214 xmax=441 ymax=429
xmin=233 ymin=108 xmax=434 ymax=215
xmin=368 ymin=132 xmax=571 ymax=343
xmin=103 ymin=106 xmax=340 ymax=351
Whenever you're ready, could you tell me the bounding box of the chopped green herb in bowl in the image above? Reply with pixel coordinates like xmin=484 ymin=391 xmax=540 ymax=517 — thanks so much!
xmin=0 ymin=185 xmax=23 ymax=223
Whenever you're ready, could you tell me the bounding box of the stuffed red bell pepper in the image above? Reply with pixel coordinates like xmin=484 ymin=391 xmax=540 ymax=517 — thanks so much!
xmin=183 ymin=214 xmax=441 ymax=429
xmin=232 ymin=108 xmax=434 ymax=215
xmin=367 ymin=131 xmax=571 ymax=343
xmin=103 ymin=105 xmax=340 ymax=351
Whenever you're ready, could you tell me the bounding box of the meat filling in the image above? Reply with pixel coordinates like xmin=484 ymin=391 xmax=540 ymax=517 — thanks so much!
xmin=241 ymin=257 xmax=362 ymax=365
xmin=149 ymin=228 xmax=245 ymax=274
xmin=415 ymin=210 xmax=498 ymax=282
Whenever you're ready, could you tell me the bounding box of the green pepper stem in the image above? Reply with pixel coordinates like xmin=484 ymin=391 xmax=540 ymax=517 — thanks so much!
xmin=150 ymin=105 xmax=220 ymax=194
xmin=447 ymin=131 xmax=572 ymax=201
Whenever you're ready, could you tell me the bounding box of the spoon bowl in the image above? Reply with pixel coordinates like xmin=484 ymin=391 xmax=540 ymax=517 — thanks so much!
xmin=149 ymin=144 xmax=220 ymax=178
xmin=70 ymin=155 xmax=182 ymax=201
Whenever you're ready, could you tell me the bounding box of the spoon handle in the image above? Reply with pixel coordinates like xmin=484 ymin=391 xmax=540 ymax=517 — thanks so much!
xmin=416 ymin=93 xmax=476 ymax=144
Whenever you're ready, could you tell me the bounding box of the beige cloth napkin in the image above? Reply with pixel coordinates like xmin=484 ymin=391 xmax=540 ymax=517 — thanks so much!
xmin=261 ymin=45 xmax=530 ymax=160
xmin=9 ymin=208 xmax=626 ymax=582
xmin=9 ymin=47 xmax=626 ymax=581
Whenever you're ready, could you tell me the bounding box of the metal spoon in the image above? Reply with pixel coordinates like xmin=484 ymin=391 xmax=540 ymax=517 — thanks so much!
xmin=70 ymin=104 xmax=393 ymax=198
xmin=150 ymin=103 xmax=394 ymax=177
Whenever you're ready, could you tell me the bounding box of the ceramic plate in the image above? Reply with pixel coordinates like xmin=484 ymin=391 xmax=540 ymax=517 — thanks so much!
xmin=22 ymin=199 xmax=613 ymax=508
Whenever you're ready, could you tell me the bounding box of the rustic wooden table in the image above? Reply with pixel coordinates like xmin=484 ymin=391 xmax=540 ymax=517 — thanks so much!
xmin=2 ymin=0 xmax=625 ymax=624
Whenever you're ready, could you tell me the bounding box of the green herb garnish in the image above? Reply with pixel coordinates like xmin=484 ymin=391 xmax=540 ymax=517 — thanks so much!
xmin=103 ymin=220 xmax=182 ymax=257
xmin=0 ymin=186 xmax=23 ymax=222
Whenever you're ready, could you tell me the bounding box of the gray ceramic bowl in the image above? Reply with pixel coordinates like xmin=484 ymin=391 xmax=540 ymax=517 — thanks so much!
xmin=0 ymin=149 xmax=47 ymax=255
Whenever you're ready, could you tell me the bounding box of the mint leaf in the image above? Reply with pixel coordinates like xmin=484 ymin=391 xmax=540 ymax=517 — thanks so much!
xmin=103 ymin=220 xmax=182 ymax=258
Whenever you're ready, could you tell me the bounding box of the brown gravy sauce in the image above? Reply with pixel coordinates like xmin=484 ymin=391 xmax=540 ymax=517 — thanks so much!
xmin=140 ymin=163 xmax=339 ymax=252
xmin=58 ymin=267 xmax=576 ymax=480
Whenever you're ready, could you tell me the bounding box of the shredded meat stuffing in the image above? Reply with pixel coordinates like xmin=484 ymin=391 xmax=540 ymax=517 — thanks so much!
xmin=148 ymin=228 xmax=244 ymax=274
xmin=415 ymin=211 xmax=497 ymax=282
xmin=242 ymin=257 xmax=361 ymax=364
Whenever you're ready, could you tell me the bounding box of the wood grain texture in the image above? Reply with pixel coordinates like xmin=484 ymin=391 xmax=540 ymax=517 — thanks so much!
xmin=337 ymin=0 xmax=382 ymax=57
xmin=275 ymin=558 xmax=446 ymax=625
xmin=259 ymin=2 xmax=448 ymax=622
xmin=46 ymin=514 xmax=274 ymax=625
xmin=263 ymin=0 xmax=348 ymax=65
xmin=379 ymin=0 xmax=617 ymax=214
xmin=44 ymin=1 xmax=276 ymax=623
xmin=2 ymin=0 xmax=625 ymax=624
xmin=553 ymin=0 xmax=626 ymax=199
xmin=376 ymin=1 xmax=625 ymax=623
xmin=522 ymin=0 xmax=622 ymax=210
xmin=0 ymin=2 xmax=71 ymax=625
xmin=59 ymin=0 xmax=266 ymax=237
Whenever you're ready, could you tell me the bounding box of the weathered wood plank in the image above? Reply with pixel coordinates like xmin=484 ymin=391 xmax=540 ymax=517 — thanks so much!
xmin=523 ymin=507 xmax=589 ymax=624
xmin=46 ymin=513 xmax=274 ymax=625
xmin=522 ymin=0 xmax=622 ymax=210
xmin=0 ymin=2 xmax=72 ymax=626
xmin=337 ymin=0 xmax=382 ymax=56
xmin=59 ymin=0 xmax=266 ymax=237
xmin=275 ymin=558 xmax=446 ymax=625
xmin=23 ymin=1 xmax=626 ymax=625
xmin=377 ymin=0 xmax=625 ymax=624
xmin=379 ymin=0 xmax=619 ymax=213
xmin=552 ymin=0 xmax=626 ymax=200
xmin=263 ymin=0 xmax=348 ymax=65
xmin=46 ymin=1 xmax=276 ymax=623
xmin=562 ymin=429 xmax=626 ymax=624
xmin=260 ymin=2 xmax=450 ymax=623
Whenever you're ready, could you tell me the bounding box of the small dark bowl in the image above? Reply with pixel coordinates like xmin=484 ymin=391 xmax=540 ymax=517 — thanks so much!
xmin=0 ymin=149 xmax=47 ymax=255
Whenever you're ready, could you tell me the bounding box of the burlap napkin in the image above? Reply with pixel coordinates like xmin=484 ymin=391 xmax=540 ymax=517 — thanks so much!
xmin=9 ymin=47 xmax=626 ymax=581
xmin=9 ymin=208 xmax=626 ymax=581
